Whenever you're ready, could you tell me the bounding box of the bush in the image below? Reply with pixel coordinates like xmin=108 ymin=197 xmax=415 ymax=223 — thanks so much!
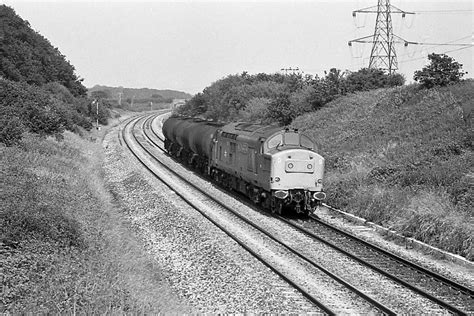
xmin=345 ymin=68 xmax=405 ymax=92
xmin=0 ymin=115 xmax=24 ymax=146
xmin=0 ymin=79 xmax=96 ymax=145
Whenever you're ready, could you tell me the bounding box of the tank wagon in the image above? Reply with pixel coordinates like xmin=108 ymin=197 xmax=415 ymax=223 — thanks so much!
xmin=162 ymin=116 xmax=326 ymax=215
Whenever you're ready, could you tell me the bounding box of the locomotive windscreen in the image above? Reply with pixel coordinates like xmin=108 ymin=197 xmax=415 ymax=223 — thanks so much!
xmin=284 ymin=132 xmax=299 ymax=145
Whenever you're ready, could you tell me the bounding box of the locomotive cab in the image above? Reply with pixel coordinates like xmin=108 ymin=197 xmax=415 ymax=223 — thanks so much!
xmin=265 ymin=130 xmax=325 ymax=214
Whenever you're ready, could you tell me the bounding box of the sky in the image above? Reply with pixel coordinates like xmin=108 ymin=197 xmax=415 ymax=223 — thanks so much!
xmin=3 ymin=0 xmax=473 ymax=94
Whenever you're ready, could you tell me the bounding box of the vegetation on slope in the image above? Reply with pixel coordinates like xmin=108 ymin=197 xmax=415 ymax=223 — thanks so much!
xmin=0 ymin=5 xmax=107 ymax=146
xmin=292 ymin=82 xmax=473 ymax=259
xmin=1 ymin=132 xmax=185 ymax=313
xmin=0 ymin=5 xmax=86 ymax=97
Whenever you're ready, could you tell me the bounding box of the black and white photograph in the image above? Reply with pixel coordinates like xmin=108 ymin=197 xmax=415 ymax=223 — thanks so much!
xmin=1 ymin=0 xmax=473 ymax=313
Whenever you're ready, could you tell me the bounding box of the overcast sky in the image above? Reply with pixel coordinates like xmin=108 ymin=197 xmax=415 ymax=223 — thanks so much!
xmin=4 ymin=0 xmax=473 ymax=94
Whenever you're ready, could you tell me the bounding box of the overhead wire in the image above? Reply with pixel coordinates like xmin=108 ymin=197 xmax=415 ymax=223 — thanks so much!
xmin=397 ymin=35 xmax=473 ymax=59
xmin=398 ymin=45 xmax=473 ymax=64
xmin=412 ymin=9 xmax=473 ymax=14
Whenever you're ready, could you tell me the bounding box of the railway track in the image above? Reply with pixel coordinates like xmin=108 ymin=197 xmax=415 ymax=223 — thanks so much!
xmin=123 ymin=113 xmax=400 ymax=314
xmin=121 ymin=112 xmax=473 ymax=314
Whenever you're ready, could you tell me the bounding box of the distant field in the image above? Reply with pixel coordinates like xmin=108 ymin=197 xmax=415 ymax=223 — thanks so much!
xmin=292 ymin=81 xmax=473 ymax=260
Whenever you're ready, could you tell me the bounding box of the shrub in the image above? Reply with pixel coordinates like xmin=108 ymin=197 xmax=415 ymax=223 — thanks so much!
xmin=414 ymin=53 xmax=466 ymax=88
xmin=345 ymin=68 xmax=405 ymax=93
xmin=0 ymin=114 xmax=24 ymax=146
xmin=0 ymin=79 xmax=97 ymax=145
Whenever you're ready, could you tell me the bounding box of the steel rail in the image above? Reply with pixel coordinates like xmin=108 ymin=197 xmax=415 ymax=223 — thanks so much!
xmin=310 ymin=210 xmax=474 ymax=298
xmin=282 ymin=215 xmax=471 ymax=315
xmin=121 ymin=114 xmax=336 ymax=315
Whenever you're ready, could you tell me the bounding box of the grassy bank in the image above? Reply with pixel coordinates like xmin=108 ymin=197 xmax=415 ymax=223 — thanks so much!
xmin=0 ymin=129 xmax=181 ymax=313
xmin=293 ymin=81 xmax=473 ymax=260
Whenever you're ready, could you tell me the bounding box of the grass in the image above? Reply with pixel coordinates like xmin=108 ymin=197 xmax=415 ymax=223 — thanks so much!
xmin=1 ymin=130 xmax=185 ymax=313
xmin=292 ymin=81 xmax=473 ymax=260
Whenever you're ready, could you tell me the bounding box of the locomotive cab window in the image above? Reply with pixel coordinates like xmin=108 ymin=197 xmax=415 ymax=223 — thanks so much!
xmin=267 ymin=134 xmax=282 ymax=149
xmin=300 ymin=135 xmax=315 ymax=150
xmin=284 ymin=132 xmax=299 ymax=146
xmin=229 ymin=142 xmax=237 ymax=164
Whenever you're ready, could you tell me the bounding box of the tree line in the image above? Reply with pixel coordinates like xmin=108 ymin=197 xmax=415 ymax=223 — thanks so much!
xmin=177 ymin=53 xmax=466 ymax=125
xmin=177 ymin=68 xmax=405 ymax=125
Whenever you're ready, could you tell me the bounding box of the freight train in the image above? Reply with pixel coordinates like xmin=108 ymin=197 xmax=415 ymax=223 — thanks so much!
xmin=162 ymin=116 xmax=326 ymax=215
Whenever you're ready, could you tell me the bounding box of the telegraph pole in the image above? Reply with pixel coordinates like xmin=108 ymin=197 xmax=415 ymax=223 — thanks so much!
xmin=348 ymin=0 xmax=414 ymax=74
xmin=92 ymin=99 xmax=100 ymax=130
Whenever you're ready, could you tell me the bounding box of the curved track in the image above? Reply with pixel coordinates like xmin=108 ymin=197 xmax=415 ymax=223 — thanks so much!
xmin=147 ymin=112 xmax=474 ymax=315
xmin=122 ymin=113 xmax=400 ymax=314
xmin=123 ymin=112 xmax=473 ymax=314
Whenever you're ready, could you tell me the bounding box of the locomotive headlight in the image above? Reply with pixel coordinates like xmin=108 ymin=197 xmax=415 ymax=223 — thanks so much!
xmin=288 ymin=163 xmax=294 ymax=169
xmin=315 ymin=179 xmax=323 ymax=185
xmin=275 ymin=177 xmax=280 ymax=182
xmin=274 ymin=190 xmax=288 ymax=199
xmin=313 ymin=191 xmax=326 ymax=200
xmin=307 ymin=164 xmax=313 ymax=169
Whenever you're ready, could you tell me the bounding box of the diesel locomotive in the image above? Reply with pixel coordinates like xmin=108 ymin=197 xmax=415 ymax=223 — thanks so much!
xmin=162 ymin=116 xmax=326 ymax=215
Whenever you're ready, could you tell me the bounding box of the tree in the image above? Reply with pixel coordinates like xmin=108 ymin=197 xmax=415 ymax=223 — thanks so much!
xmin=267 ymin=92 xmax=293 ymax=126
xmin=414 ymin=53 xmax=466 ymax=89
xmin=239 ymin=97 xmax=272 ymax=123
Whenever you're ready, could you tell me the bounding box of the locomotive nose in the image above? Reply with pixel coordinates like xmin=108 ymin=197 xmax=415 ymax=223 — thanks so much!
xmin=285 ymin=156 xmax=316 ymax=174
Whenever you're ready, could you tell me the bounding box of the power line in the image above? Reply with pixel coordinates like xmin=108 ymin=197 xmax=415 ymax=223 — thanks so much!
xmin=396 ymin=35 xmax=473 ymax=59
xmin=398 ymin=45 xmax=473 ymax=64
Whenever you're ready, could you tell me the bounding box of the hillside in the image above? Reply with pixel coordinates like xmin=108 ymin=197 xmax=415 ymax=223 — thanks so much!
xmin=0 ymin=5 xmax=98 ymax=146
xmin=0 ymin=5 xmax=86 ymax=96
xmin=89 ymin=85 xmax=192 ymax=101
xmin=292 ymin=81 xmax=473 ymax=259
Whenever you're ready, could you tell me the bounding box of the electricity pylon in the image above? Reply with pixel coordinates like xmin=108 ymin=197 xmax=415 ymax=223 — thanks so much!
xmin=348 ymin=0 xmax=414 ymax=74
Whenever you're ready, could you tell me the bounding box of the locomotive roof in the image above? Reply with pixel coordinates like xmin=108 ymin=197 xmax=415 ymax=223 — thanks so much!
xmin=221 ymin=122 xmax=282 ymax=139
